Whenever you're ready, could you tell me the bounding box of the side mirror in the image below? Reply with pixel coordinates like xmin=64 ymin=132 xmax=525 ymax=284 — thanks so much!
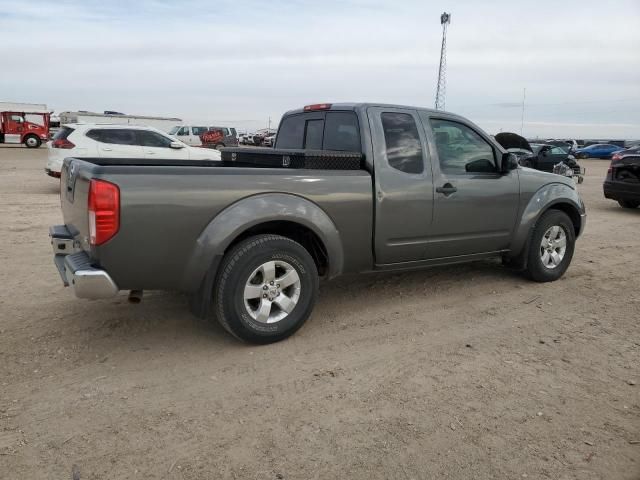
xmin=501 ymin=152 xmax=519 ymax=172
xmin=169 ymin=141 xmax=184 ymax=149
xmin=466 ymin=158 xmax=496 ymax=173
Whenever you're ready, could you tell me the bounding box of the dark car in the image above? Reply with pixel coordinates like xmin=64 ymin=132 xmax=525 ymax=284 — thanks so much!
xmin=495 ymin=133 xmax=581 ymax=175
xmin=611 ymin=146 xmax=640 ymax=162
xmin=525 ymin=144 xmax=574 ymax=172
xmin=574 ymin=144 xmax=623 ymax=159
xmin=604 ymin=153 xmax=640 ymax=209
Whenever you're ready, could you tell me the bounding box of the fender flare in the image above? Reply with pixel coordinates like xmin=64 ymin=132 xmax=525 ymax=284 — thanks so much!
xmin=182 ymin=193 xmax=344 ymax=292
xmin=510 ymin=182 xmax=585 ymax=259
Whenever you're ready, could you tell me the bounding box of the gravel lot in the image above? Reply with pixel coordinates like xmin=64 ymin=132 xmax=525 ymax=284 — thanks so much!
xmin=1 ymin=146 xmax=638 ymax=479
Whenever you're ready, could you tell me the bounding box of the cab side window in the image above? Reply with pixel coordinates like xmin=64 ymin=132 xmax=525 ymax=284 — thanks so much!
xmin=177 ymin=126 xmax=190 ymax=136
xmin=430 ymin=119 xmax=496 ymax=174
xmin=380 ymin=112 xmax=424 ymax=174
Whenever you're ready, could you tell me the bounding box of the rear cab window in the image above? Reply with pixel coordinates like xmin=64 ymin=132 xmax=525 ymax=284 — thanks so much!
xmin=275 ymin=110 xmax=361 ymax=152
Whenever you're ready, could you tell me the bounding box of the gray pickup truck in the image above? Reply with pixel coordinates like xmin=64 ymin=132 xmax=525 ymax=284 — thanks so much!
xmin=50 ymin=103 xmax=586 ymax=343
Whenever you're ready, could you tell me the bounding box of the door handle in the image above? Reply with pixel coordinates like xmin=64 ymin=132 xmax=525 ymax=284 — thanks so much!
xmin=436 ymin=183 xmax=457 ymax=195
xmin=102 ymin=147 xmax=112 ymax=151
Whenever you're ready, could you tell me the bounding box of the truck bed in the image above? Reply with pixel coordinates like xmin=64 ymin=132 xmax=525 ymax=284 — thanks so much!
xmin=60 ymin=157 xmax=374 ymax=292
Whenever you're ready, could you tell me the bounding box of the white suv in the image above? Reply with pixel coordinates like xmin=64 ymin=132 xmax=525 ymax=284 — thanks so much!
xmin=46 ymin=124 xmax=220 ymax=178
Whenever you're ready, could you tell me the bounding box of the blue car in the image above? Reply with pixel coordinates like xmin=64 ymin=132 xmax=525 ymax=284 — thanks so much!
xmin=574 ymin=144 xmax=624 ymax=159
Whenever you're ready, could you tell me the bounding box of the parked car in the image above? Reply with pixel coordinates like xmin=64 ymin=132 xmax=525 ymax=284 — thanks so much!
xmin=611 ymin=146 xmax=640 ymax=161
xmin=45 ymin=124 xmax=220 ymax=178
xmin=50 ymin=102 xmax=585 ymax=344
xmin=168 ymin=125 xmax=238 ymax=148
xmin=251 ymin=128 xmax=277 ymax=146
xmin=495 ymin=134 xmax=583 ymax=181
xmin=574 ymin=144 xmax=624 ymax=159
xmin=603 ymin=153 xmax=640 ymax=209
xmin=263 ymin=132 xmax=277 ymax=147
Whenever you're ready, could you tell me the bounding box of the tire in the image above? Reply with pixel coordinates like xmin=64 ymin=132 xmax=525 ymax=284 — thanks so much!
xmin=213 ymin=234 xmax=319 ymax=344
xmin=215 ymin=143 xmax=224 ymax=150
xmin=24 ymin=135 xmax=41 ymax=148
xmin=524 ymin=210 xmax=575 ymax=282
xmin=618 ymin=199 xmax=640 ymax=209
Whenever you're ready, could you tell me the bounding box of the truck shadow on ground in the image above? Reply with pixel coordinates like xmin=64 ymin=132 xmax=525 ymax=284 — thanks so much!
xmin=57 ymin=258 xmax=524 ymax=353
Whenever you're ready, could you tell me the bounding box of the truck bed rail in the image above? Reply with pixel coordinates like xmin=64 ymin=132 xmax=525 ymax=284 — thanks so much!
xmin=221 ymin=147 xmax=364 ymax=170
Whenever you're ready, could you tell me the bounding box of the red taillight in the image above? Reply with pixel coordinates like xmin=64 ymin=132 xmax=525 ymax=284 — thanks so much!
xmin=304 ymin=103 xmax=332 ymax=111
xmin=52 ymin=138 xmax=75 ymax=149
xmin=88 ymin=179 xmax=119 ymax=246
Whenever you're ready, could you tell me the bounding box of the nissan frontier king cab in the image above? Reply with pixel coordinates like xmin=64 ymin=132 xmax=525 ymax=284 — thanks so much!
xmin=50 ymin=103 xmax=586 ymax=344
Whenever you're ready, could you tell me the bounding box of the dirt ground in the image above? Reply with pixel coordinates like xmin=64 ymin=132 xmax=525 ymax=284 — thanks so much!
xmin=0 ymin=146 xmax=638 ymax=480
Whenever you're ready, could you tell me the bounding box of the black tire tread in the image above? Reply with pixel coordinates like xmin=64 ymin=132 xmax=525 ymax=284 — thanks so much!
xmin=213 ymin=234 xmax=316 ymax=342
xmin=618 ymin=199 xmax=640 ymax=209
xmin=524 ymin=210 xmax=575 ymax=282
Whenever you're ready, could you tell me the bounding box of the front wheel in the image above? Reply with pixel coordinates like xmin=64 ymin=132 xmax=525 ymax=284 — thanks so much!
xmin=213 ymin=234 xmax=319 ymax=343
xmin=618 ymin=199 xmax=640 ymax=209
xmin=24 ymin=135 xmax=41 ymax=148
xmin=524 ymin=210 xmax=576 ymax=282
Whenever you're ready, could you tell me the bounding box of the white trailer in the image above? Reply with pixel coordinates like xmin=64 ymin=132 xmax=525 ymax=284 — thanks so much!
xmin=0 ymin=102 xmax=48 ymax=113
xmin=58 ymin=111 xmax=182 ymax=133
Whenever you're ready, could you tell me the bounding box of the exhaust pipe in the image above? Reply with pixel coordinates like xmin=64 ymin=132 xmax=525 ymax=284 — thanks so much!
xmin=128 ymin=290 xmax=143 ymax=304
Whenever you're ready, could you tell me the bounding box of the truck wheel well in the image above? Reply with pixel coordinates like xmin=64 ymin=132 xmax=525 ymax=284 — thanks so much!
xmin=226 ymin=221 xmax=329 ymax=276
xmin=547 ymin=203 xmax=581 ymax=236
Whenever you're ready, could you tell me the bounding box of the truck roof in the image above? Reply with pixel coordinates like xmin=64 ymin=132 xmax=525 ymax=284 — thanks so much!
xmin=282 ymin=102 xmax=463 ymax=119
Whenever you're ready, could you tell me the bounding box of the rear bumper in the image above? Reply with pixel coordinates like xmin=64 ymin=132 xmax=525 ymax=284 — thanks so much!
xmin=603 ymin=181 xmax=640 ymax=202
xmin=50 ymin=225 xmax=118 ymax=299
xmin=45 ymin=168 xmax=61 ymax=178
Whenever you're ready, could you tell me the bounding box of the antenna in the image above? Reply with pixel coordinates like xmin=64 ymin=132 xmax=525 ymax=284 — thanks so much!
xmin=435 ymin=12 xmax=451 ymax=111
xmin=520 ymin=87 xmax=526 ymax=135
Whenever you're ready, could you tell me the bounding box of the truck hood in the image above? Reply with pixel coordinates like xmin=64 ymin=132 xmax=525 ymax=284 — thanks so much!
xmin=519 ymin=166 xmax=575 ymax=189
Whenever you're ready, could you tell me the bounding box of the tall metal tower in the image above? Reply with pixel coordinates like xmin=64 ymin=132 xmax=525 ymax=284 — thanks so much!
xmin=434 ymin=12 xmax=451 ymax=110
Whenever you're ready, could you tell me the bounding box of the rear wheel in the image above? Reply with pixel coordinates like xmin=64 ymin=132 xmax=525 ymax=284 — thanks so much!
xmin=215 ymin=143 xmax=225 ymax=150
xmin=24 ymin=135 xmax=41 ymax=148
xmin=213 ymin=234 xmax=319 ymax=343
xmin=524 ymin=210 xmax=575 ymax=282
xmin=618 ymin=199 xmax=640 ymax=209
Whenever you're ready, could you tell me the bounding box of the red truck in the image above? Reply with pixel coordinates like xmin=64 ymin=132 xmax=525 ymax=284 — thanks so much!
xmin=0 ymin=104 xmax=51 ymax=148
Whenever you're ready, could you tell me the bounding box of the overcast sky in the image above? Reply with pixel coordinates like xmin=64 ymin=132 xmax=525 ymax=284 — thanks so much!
xmin=2 ymin=0 xmax=639 ymax=138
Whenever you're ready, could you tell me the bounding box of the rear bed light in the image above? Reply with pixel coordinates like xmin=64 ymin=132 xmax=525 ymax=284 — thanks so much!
xmin=88 ymin=179 xmax=120 ymax=246
xmin=304 ymin=103 xmax=332 ymax=111
xmin=51 ymin=138 xmax=75 ymax=149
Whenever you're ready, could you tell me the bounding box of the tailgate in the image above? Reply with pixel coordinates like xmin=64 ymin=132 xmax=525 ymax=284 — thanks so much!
xmin=60 ymin=159 xmax=93 ymax=252
xmin=613 ymin=156 xmax=640 ymax=183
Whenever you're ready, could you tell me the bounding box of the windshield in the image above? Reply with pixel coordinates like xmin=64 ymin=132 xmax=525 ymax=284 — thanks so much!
xmin=530 ymin=144 xmax=545 ymax=154
xmin=168 ymin=126 xmax=180 ymax=135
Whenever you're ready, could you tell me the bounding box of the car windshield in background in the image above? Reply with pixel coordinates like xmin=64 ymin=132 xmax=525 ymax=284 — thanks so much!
xmin=530 ymin=144 xmax=545 ymax=154
xmin=168 ymin=126 xmax=180 ymax=135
